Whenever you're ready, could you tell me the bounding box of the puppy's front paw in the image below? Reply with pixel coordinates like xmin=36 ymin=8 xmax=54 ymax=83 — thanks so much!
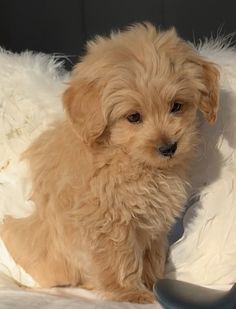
xmin=106 ymin=288 xmax=155 ymax=304
xmin=127 ymin=290 xmax=155 ymax=304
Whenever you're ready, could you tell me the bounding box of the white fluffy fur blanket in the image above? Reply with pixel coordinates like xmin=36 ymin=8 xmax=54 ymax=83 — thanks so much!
xmin=0 ymin=40 xmax=236 ymax=307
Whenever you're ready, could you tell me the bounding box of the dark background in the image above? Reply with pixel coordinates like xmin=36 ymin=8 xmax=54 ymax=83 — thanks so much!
xmin=0 ymin=0 xmax=236 ymax=69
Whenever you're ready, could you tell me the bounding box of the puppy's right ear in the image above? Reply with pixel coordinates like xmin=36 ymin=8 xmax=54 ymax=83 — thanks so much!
xmin=63 ymin=79 xmax=106 ymax=144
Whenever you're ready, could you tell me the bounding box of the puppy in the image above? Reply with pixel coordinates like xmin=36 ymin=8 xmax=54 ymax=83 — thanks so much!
xmin=1 ymin=23 xmax=219 ymax=303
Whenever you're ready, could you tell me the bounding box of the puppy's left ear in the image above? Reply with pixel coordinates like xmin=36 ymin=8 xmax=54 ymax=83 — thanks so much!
xmin=197 ymin=59 xmax=220 ymax=123
xmin=63 ymin=79 xmax=107 ymax=145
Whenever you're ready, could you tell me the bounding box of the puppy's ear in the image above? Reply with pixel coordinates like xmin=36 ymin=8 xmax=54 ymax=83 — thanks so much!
xmin=197 ymin=60 xmax=220 ymax=123
xmin=63 ymin=80 xmax=106 ymax=144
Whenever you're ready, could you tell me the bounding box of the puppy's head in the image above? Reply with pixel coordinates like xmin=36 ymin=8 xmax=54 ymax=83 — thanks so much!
xmin=63 ymin=23 xmax=219 ymax=168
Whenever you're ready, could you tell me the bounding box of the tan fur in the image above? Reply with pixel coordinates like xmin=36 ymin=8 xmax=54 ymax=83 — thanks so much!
xmin=1 ymin=23 xmax=219 ymax=303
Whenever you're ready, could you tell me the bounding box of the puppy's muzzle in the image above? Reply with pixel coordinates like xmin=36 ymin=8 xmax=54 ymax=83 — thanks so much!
xmin=158 ymin=142 xmax=177 ymax=157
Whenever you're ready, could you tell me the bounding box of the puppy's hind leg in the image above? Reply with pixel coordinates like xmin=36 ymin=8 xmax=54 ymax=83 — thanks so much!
xmin=0 ymin=215 xmax=79 ymax=288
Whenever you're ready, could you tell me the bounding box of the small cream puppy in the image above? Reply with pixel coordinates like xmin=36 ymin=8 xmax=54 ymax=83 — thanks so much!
xmin=1 ymin=23 xmax=219 ymax=303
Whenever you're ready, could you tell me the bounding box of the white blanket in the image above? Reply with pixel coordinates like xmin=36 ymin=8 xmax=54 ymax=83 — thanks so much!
xmin=0 ymin=40 xmax=236 ymax=307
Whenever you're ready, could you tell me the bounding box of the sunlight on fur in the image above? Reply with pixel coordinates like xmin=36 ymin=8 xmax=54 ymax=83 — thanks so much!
xmin=1 ymin=22 xmax=219 ymax=304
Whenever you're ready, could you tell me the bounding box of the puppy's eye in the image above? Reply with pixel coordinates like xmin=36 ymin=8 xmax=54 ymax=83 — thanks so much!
xmin=171 ymin=102 xmax=182 ymax=113
xmin=127 ymin=112 xmax=142 ymax=123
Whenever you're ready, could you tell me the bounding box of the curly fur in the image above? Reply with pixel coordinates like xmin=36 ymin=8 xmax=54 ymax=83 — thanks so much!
xmin=1 ymin=23 xmax=219 ymax=303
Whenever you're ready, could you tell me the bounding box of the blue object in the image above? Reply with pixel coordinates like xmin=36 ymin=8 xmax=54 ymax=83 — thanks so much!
xmin=153 ymin=279 xmax=236 ymax=309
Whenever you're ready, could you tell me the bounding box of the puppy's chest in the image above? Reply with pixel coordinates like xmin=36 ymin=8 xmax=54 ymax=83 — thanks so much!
xmin=94 ymin=168 xmax=187 ymax=234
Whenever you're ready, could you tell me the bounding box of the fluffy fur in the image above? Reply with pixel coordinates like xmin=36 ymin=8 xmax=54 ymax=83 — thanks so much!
xmin=1 ymin=23 xmax=219 ymax=303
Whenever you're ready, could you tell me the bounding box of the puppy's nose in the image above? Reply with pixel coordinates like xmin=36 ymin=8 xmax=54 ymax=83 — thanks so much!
xmin=158 ymin=142 xmax=177 ymax=157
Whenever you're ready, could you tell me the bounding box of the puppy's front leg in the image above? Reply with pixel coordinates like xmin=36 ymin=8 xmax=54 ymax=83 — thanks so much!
xmin=90 ymin=232 xmax=155 ymax=303
xmin=142 ymin=235 xmax=168 ymax=290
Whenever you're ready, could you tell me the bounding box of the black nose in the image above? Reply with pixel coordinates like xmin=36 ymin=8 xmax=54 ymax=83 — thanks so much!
xmin=158 ymin=142 xmax=177 ymax=157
